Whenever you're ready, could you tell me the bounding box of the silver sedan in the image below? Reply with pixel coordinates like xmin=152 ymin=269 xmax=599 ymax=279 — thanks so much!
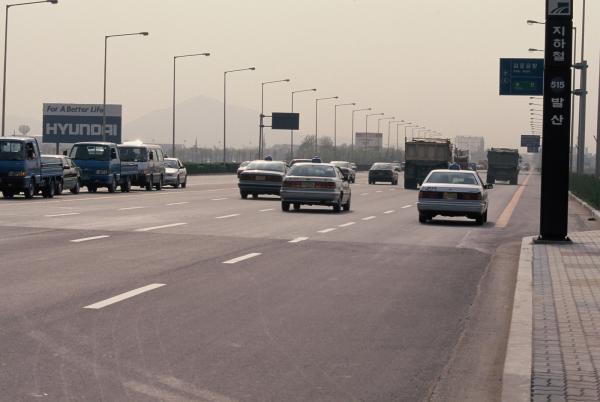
xmin=164 ymin=158 xmax=187 ymax=188
xmin=417 ymin=169 xmax=491 ymax=225
xmin=280 ymin=163 xmax=351 ymax=213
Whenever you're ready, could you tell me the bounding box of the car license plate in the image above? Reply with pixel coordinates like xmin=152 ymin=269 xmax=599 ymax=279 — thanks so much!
xmin=443 ymin=192 xmax=457 ymax=199
xmin=255 ymin=175 xmax=265 ymax=181
xmin=301 ymin=182 xmax=315 ymax=188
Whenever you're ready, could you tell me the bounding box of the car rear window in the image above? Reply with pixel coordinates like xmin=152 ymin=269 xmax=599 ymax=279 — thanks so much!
xmin=165 ymin=159 xmax=179 ymax=168
xmin=289 ymin=165 xmax=336 ymax=177
xmin=119 ymin=146 xmax=148 ymax=162
xmin=426 ymin=172 xmax=478 ymax=185
xmin=371 ymin=163 xmax=392 ymax=169
xmin=246 ymin=161 xmax=286 ymax=172
xmin=330 ymin=161 xmax=350 ymax=169
xmin=70 ymin=144 xmax=110 ymax=161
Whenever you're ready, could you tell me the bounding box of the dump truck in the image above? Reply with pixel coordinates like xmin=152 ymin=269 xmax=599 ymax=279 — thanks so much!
xmin=404 ymin=138 xmax=452 ymax=189
xmin=454 ymin=149 xmax=471 ymax=170
xmin=487 ymin=148 xmax=519 ymax=185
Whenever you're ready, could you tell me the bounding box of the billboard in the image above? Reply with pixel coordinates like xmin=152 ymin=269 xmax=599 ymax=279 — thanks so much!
xmin=271 ymin=112 xmax=299 ymax=130
xmin=42 ymin=103 xmax=122 ymax=143
xmin=355 ymin=132 xmax=382 ymax=150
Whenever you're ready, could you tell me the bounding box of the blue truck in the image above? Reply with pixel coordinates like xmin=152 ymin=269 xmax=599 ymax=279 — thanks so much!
xmin=69 ymin=142 xmax=137 ymax=193
xmin=0 ymin=137 xmax=63 ymax=199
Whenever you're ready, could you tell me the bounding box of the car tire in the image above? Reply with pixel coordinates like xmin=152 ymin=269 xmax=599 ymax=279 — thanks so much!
xmin=333 ymin=197 xmax=342 ymax=213
xmin=419 ymin=213 xmax=428 ymax=223
xmin=88 ymin=185 xmax=97 ymax=193
xmin=121 ymin=176 xmax=131 ymax=193
xmin=483 ymin=210 xmax=488 ymax=223
xmin=23 ymin=181 xmax=34 ymax=199
xmin=293 ymin=203 xmax=301 ymax=211
xmin=107 ymin=176 xmax=117 ymax=193
xmin=343 ymin=196 xmax=351 ymax=211
xmin=2 ymin=190 xmax=14 ymax=199
xmin=476 ymin=213 xmax=485 ymax=225
xmin=173 ymin=176 xmax=180 ymax=188
xmin=155 ymin=176 xmax=163 ymax=191
xmin=70 ymin=180 xmax=80 ymax=194
xmin=281 ymin=201 xmax=290 ymax=211
xmin=181 ymin=178 xmax=187 ymax=188
xmin=145 ymin=176 xmax=153 ymax=191
xmin=240 ymin=192 xmax=248 ymax=199
xmin=55 ymin=180 xmax=63 ymax=194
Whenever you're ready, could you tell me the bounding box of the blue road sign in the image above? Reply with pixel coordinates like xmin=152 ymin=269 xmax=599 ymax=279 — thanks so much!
xmin=521 ymin=134 xmax=541 ymax=147
xmin=499 ymin=58 xmax=544 ymax=96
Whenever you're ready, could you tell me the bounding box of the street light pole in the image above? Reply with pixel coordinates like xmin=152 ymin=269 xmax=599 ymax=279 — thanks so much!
xmin=314 ymin=96 xmax=338 ymax=154
xmin=377 ymin=116 xmax=394 ymax=151
xmin=351 ymin=108 xmax=370 ymax=160
xmin=333 ymin=102 xmax=355 ymax=158
xmin=172 ymin=52 xmax=210 ymax=158
xmin=393 ymin=121 xmax=409 ymax=151
xmin=223 ymin=67 xmax=255 ymax=164
xmin=290 ymin=88 xmax=316 ymax=159
xmin=2 ymin=0 xmax=58 ymax=137
xmin=102 ymin=31 xmax=148 ymax=142
xmin=365 ymin=112 xmax=384 ymax=151
xmin=260 ymin=78 xmax=290 ymax=159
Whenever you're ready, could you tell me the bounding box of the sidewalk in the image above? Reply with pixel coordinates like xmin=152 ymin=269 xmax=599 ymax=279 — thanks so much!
xmin=503 ymin=230 xmax=600 ymax=402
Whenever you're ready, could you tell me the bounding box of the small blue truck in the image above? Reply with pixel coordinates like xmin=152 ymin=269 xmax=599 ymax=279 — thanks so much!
xmin=0 ymin=137 xmax=63 ymax=199
xmin=69 ymin=142 xmax=138 ymax=193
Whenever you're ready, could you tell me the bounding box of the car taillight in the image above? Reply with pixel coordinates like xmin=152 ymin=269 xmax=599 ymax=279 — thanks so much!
xmin=241 ymin=174 xmax=254 ymax=181
xmin=267 ymin=175 xmax=282 ymax=182
xmin=283 ymin=180 xmax=301 ymax=188
xmin=419 ymin=191 xmax=441 ymax=199
xmin=459 ymin=192 xmax=482 ymax=200
xmin=315 ymin=182 xmax=336 ymax=189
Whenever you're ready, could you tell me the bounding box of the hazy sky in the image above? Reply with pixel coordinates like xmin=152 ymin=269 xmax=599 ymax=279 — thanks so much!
xmin=3 ymin=0 xmax=599 ymax=149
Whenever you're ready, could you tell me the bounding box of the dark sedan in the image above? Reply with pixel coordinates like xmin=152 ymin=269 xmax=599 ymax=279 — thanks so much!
xmin=368 ymin=162 xmax=399 ymax=185
xmin=238 ymin=160 xmax=287 ymax=199
xmin=41 ymin=155 xmax=81 ymax=194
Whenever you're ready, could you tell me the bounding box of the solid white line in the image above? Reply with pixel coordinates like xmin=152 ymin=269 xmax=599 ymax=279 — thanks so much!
xmin=338 ymin=222 xmax=356 ymax=227
xmin=70 ymin=235 xmax=110 ymax=243
xmin=44 ymin=212 xmax=80 ymax=217
xmin=118 ymin=206 xmax=145 ymax=211
xmin=289 ymin=237 xmax=308 ymax=243
xmin=401 ymin=205 xmax=413 ymax=209
xmin=166 ymin=202 xmax=189 ymax=206
xmin=317 ymin=228 xmax=336 ymax=233
xmin=134 ymin=223 xmax=187 ymax=232
xmin=211 ymin=198 xmax=228 ymax=201
xmin=259 ymin=208 xmax=274 ymax=212
xmin=84 ymin=284 xmax=165 ymax=309
xmin=361 ymin=193 xmax=369 ymax=196
xmin=362 ymin=216 xmax=376 ymax=221
xmin=215 ymin=214 xmax=240 ymax=219
xmin=222 ymin=253 xmax=261 ymax=264
xmin=384 ymin=210 xmax=395 ymax=214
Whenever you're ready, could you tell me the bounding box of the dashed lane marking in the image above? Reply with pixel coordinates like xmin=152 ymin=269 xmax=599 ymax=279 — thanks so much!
xmin=44 ymin=212 xmax=81 ymax=218
xmin=384 ymin=210 xmax=395 ymax=214
xmin=289 ymin=237 xmax=308 ymax=243
xmin=376 ymin=190 xmax=383 ymax=193
xmin=215 ymin=214 xmax=240 ymax=219
xmin=401 ymin=205 xmax=413 ymax=209
xmin=222 ymin=253 xmax=262 ymax=264
xmin=118 ymin=206 xmax=145 ymax=211
xmin=259 ymin=208 xmax=274 ymax=212
xmin=362 ymin=216 xmax=376 ymax=221
xmin=211 ymin=198 xmax=228 ymax=201
xmin=166 ymin=202 xmax=190 ymax=206
xmin=70 ymin=235 xmax=110 ymax=243
xmin=84 ymin=284 xmax=165 ymax=309
xmin=338 ymin=222 xmax=356 ymax=227
xmin=134 ymin=223 xmax=187 ymax=232
xmin=361 ymin=193 xmax=369 ymax=196
xmin=317 ymin=228 xmax=336 ymax=233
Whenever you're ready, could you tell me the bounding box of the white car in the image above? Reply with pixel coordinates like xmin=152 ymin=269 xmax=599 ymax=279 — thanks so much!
xmin=164 ymin=158 xmax=187 ymax=188
xmin=417 ymin=169 xmax=492 ymax=225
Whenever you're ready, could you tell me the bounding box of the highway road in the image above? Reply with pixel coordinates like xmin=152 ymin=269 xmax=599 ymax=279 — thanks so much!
xmin=1 ymin=172 xmax=598 ymax=402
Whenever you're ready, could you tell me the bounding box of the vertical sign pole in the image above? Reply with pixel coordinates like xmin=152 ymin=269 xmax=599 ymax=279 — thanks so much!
xmin=539 ymin=0 xmax=573 ymax=241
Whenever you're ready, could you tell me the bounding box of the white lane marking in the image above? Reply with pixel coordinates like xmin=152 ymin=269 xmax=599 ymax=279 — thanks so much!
xmin=259 ymin=208 xmax=274 ymax=212
xmin=384 ymin=210 xmax=395 ymax=214
xmin=134 ymin=222 xmax=187 ymax=232
xmin=207 ymin=188 xmax=227 ymax=192
xmin=44 ymin=212 xmax=81 ymax=218
xmin=211 ymin=198 xmax=228 ymax=201
xmin=338 ymin=222 xmax=356 ymax=227
xmin=222 ymin=253 xmax=261 ymax=264
xmin=376 ymin=190 xmax=383 ymax=193
xmin=361 ymin=193 xmax=369 ymax=196
xmin=118 ymin=206 xmax=145 ymax=211
xmin=289 ymin=237 xmax=308 ymax=243
xmin=71 ymin=235 xmax=110 ymax=243
xmin=401 ymin=204 xmax=413 ymax=209
xmin=84 ymin=284 xmax=165 ymax=309
xmin=215 ymin=214 xmax=240 ymax=219
xmin=167 ymin=202 xmax=190 ymax=206
xmin=362 ymin=216 xmax=376 ymax=221
xmin=317 ymin=228 xmax=336 ymax=233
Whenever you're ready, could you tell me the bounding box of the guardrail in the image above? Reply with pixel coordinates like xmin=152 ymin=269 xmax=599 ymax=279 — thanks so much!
xmin=185 ymin=162 xmax=240 ymax=175
xmin=570 ymin=173 xmax=600 ymax=210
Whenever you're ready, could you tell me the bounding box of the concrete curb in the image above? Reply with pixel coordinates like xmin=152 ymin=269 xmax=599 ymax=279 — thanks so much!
xmin=501 ymin=236 xmax=534 ymax=402
xmin=569 ymin=191 xmax=600 ymax=220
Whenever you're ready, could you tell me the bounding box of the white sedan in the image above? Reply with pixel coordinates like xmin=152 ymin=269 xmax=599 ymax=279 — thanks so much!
xmin=417 ymin=169 xmax=492 ymax=225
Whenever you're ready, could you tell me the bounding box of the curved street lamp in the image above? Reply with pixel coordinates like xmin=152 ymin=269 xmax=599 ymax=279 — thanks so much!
xmin=333 ymin=102 xmax=355 ymax=157
xmin=314 ymin=96 xmax=338 ymax=154
xmin=290 ymin=88 xmax=316 ymax=159
xmin=223 ymin=66 xmax=255 ymax=163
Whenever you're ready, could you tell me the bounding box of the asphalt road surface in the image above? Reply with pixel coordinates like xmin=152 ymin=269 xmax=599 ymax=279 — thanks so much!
xmin=1 ymin=172 xmax=598 ymax=402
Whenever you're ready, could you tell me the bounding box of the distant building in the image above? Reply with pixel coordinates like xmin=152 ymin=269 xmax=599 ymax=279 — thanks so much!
xmin=455 ymin=136 xmax=485 ymax=162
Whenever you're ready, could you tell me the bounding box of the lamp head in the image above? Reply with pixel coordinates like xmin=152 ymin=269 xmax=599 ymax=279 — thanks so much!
xmin=141 ymin=32 xmax=149 ymax=36
xmin=48 ymin=0 xmax=58 ymax=3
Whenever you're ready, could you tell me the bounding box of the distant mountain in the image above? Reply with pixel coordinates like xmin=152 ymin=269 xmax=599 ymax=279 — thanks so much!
xmin=124 ymin=95 xmax=259 ymax=148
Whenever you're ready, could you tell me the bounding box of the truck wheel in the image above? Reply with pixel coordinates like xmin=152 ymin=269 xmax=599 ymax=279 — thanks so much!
xmin=55 ymin=180 xmax=63 ymax=195
xmin=155 ymin=176 xmax=162 ymax=191
xmin=240 ymin=191 xmax=248 ymax=199
xmin=510 ymin=177 xmax=518 ymax=185
xmin=419 ymin=213 xmax=428 ymax=223
xmin=404 ymin=179 xmax=417 ymax=189
xmin=70 ymin=180 xmax=80 ymax=194
xmin=88 ymin=185 xmax=97 ymax=193
xmin=145 ymin=176 xmax=153 ymax=191
xmin=107 ymin=176 xmax=117 ymax=193
xmin=43 ymin=179 xmax=55 ymax=198
xmin=121 ymin=176 xmax=131 ymax=193
xmin=293 ymin=203 xmax=301 ymax=211
xmin=23 ymin=181 xmax=34 ymax=199
xmin=281 ymin=201 xmax=290 ymax=211
xmin=252 ymin=194 xmax=258 ymax=199
xmin=2 ymin=190 xmax=14 ymax=199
